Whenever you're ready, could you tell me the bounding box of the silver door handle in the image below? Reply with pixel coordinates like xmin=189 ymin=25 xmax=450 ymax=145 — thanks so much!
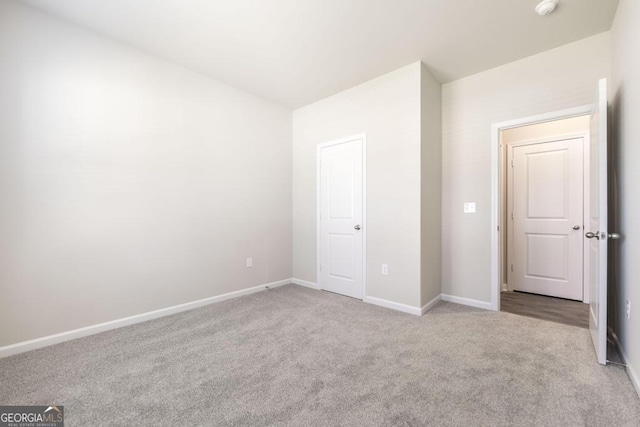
xmin=585 ymin=231 xmax=599 ymax=240
xmin=354 ymin=225 xmax=361 ymax=230
xmin=572 ymin=225 xmax=581 ymax=230
xmin=608 ymin=232 xmax=621 ymax=240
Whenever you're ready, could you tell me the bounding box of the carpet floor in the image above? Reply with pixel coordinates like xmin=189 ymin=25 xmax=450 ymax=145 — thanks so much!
xmin=1 ymin=284 xmax=639 ymax=426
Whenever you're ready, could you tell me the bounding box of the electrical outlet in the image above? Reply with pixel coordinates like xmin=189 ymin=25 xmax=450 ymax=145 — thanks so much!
xmin=627 ymin=300 xmax=631 ymax=320
xmin=246 ymin=257 xmax=253 ymax=268
xmin=381 ymin=264 xmax=388 ymax=275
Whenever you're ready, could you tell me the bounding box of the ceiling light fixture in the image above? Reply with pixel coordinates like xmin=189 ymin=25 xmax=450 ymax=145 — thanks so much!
xmin=535 ymin=0 xmax=559 ymax=16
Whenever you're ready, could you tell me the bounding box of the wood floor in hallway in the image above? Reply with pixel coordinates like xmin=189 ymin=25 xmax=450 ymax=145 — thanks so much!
xmin=500 ymin=291 xmax=589 ymax=329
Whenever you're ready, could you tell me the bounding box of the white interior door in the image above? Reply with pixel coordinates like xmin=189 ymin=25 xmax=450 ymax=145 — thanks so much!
xmin=588 ymin=78 xmax=609 ymax=365
xmin=318 ymin=136 xmax=364 ymax=299
xmin=511 ymin=138 xmax=584 ymax=300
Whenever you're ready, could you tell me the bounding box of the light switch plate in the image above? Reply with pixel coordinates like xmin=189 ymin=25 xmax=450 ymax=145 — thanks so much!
xmin=464 ymin=202 xmax=476 ymax=213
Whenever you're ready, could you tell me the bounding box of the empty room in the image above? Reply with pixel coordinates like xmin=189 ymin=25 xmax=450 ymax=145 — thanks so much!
xmin=1 ymin=0 xmax=639 ymax=425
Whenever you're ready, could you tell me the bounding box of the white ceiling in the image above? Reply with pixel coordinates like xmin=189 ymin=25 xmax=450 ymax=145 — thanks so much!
xmin=23 ymin=0 xmax=619 ymax=108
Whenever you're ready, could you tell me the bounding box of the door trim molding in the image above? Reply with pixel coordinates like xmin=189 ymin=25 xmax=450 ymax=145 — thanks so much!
xmin=490 ymin=105 xmax=593 ymax=311
xmin=316 ymin=133 xmax=367 ymax=300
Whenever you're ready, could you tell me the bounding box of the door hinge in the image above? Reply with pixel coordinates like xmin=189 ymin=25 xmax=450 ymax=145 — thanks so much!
xmin=511 ymin=264 xmax=514 ymax=272
xmin=511 ymin=211 xmax=514 ymax=220
xmin=319 ymin=264 xmax=322 ymax=272
xmin=511 ymin=159 xmax=514 ymax=167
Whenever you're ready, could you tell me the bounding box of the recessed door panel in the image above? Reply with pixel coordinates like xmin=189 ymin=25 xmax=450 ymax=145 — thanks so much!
xmin=526 ymin=150 xmax=568 ymax=219
xmin=327 ymin=149 xmax=355 ymax=220
xmin=525 ymin=234 xmax=568 ymax=281
xmin=328 ymin=233 xmax=354 ymax=280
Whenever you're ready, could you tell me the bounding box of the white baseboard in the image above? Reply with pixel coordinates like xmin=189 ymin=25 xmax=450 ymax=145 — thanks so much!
xmin=624 ymin=354 xmax=640 ymax=399
xmin=0 ymin=278 xmax=292 ymax=359
xmin=292 ymin=278 xmax=320 ymax=290
xmin=613 ymin=337 xmax=640 ymax=399
xmin=421 ymin=294 xmax=442 ymax=315
xmin=364 ymin=296 xmax=421 ymax=316
xmin=294 ymin=279 xmax=434 ymax=317
xmin=441 ymin=294 xmax=493 ymax=311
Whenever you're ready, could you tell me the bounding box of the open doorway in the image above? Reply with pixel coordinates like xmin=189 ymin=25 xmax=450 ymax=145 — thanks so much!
xmin=498 ymin=115 xmax=591 ymax=329
xmin=491 ymin=80 xmax=610 ymax=364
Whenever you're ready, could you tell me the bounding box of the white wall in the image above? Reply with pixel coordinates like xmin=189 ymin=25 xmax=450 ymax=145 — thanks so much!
xmin=420 ymin=64 xmax=442 ymax=306
xmin=611 ymin=0 xmax=640 ymax=395
xmin=0 ymin=0 xmax=292 ymax=347
xmin=442 ymin=32 xmax=611 ymax=303
xmin=293 ymin=63 xmax=422 ymax=308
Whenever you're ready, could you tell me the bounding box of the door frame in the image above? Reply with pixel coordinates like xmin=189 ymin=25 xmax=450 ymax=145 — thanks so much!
xmin=316 ymin=133 xmax=367 ymax=300
xmin=490 ymin=105 xmax=593 ymax=311
xmin=505 ymin=135 xmax=590 ymax=302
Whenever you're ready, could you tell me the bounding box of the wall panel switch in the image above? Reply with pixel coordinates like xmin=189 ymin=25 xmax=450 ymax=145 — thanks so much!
xmin=464 ymin=202 xmax=476 ymax=213
xmin=246 ymin=257 xmax=253 ymax=268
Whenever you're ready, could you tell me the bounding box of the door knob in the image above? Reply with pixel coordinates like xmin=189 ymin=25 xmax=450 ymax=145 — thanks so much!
xmin=354 ymin=225 xmax=361 ymax=230
xmin=608 ymin=232 xmax=621 ymax=240
xmin=585 ymin=231 xmax=599 ymax=240
xmin=572 ymin=225 xmax=581 ymax=230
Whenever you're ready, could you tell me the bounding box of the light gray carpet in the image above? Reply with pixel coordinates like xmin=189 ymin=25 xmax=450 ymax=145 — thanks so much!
xmin=1 ymin=284 xmax=639 ymax=426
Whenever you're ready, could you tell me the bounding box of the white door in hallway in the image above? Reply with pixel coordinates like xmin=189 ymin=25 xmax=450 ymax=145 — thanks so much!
xmin=511 ymin=137 xmax=584 ymax=300
xmin=318 ymin=135 xmax=364 ymax=299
